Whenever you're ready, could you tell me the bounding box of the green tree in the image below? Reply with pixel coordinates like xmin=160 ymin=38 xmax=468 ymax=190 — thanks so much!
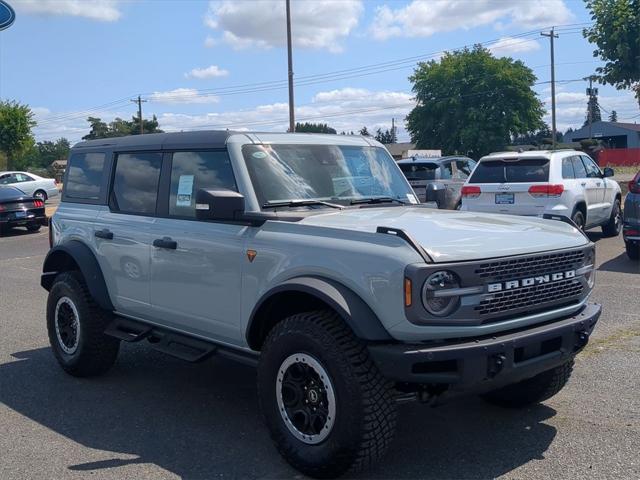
xmin=23 ymin=138 xmax=71 ymax=169
xmin=583 ymin=0 xmax=640 ymax=106
xmin=608 ymin=110 xmax=618 ymax=122
xmin=374 ymin=128 xmax=397 ymax=144
xmin=359 ymin=126 xmax=371 ymax=136
xmin=583 ymin=96 xmax=602 ymax=127
xmin=294 ymin=122 xmax=337 ymax=134
xmin=82 ymin=115 xmax=163 ymax=140
xmin=0 ymin=100 xmax=36 ymax=170
xmin=406 ymin=46 xmax=545 ymax=158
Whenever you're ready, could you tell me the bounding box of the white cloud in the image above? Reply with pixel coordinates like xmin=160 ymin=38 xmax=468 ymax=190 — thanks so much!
xmin=149 ymin=88 xmax=220 ymax=104
xmin=489 ymin=37 xmax=540 ymax=56
xmin=184 ymin=65 xmax=229 ymax=79
xmin=204 ymin=36 xmax=217 ymax=48
xmin=204 ymin=0 xmax=363 ymax=53
xmin=370 ymin=0 xmax=572 ymax=40
xmin=14 ymin=0 xmax=122 ymax=22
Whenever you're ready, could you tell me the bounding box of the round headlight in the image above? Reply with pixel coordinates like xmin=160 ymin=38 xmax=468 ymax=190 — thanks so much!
xmin=422 ymin=270 xmax=461 ymax=317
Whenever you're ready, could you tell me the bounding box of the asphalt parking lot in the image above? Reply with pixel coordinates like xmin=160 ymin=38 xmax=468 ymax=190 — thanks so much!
xmin=0 ymin=224 xmax=638 ymax=479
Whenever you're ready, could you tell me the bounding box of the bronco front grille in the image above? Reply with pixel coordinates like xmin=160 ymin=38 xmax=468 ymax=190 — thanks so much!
xmin=475 ymin=278 xmax=584 ymax=316
xmin=475 ymin=249 xmax=585 ymax=281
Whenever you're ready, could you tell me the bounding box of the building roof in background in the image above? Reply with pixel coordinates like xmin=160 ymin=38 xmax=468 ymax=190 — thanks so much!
xmin=386 ymin=142 xmax=416 ymax=157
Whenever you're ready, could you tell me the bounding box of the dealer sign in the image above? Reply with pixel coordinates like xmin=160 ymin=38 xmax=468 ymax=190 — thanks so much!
xmin=0 ymin=1 xmax=15 ymax=31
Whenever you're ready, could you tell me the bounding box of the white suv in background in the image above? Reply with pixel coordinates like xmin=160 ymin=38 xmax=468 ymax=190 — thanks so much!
xmin=460 ymin=150 xmax=622 ymax=236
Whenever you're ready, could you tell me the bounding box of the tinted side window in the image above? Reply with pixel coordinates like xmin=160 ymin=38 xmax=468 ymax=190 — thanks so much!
xmin=111 ymin=152 xmax=162 ymax=215
xmin=168 ymin=151 xmax=237 ymax=218
xmin=65 ymin=152 xmax=106 ymax=200
xmin=581 ymin=156 xmax=602 ymax=178
xmin=571 ymin=156 xmax=587 ymax=178
xmin=562 ymin=158 xmax=575 ymax=179
xmin=454 ymin=160 xmax=472 ymax=179
xmin=0 ymin=174 xmax=17 ymax=184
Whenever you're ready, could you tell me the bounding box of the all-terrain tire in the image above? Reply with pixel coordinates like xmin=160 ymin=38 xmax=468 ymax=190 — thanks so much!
xmin=26 ymin=224 xmax=41 ymax=232
xmin=257 ymin=310 xmax=397 ymax=478
xmin=46 ymin=271 xmax=120 ymax=377
xmin=481 ymin=360 xmax=574 ymax=408
xmin=602 ymin=198 xmax=622 ymax=237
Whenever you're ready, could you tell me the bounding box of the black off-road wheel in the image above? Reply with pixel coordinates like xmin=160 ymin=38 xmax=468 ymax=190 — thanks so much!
xmin=46 ymin=271 xmax=120 ymax=377
xmin=257 ymin=310 xmax=397 ymax=478
xmin=602 ymin=198 xmax=622 ymax=237
xmin=26 ymin=223 xmax=41 ymax=232
xmin=481 ymin=360 xmax=574 ymax=408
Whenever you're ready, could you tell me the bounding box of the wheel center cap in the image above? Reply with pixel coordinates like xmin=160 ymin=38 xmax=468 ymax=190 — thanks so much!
xmin=307 ymin=389 xmax=319 ymax=404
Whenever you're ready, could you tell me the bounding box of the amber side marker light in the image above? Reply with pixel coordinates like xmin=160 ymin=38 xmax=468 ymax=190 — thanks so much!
xmin=404 ymin=278 xmax=412 ymax=307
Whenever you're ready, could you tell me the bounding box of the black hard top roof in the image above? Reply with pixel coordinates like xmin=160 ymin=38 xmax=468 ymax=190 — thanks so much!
xmin=72 ymin=130 xmax=235 ymax=150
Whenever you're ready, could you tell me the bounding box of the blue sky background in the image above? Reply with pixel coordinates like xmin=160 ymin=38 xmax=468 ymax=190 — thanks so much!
xmin=1 ymin=0 xmax=638 ymax=144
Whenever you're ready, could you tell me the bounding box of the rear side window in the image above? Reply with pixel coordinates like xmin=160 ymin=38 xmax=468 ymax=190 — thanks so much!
xmin=168 ymin=151 xmax=237 ymax=218
xmin=399 ymin=163 xmax=437 ymax=181
xmin=440 ymin=162 xmax=453 ymax=179
xmin=469 ymin=158 xmax=549 ymax=183
xmin=110 ymin=152 xmax=162 ymax=215
xmin=562 ymin=158 xmax=575 ymax=179
xmin=455 ymin=159 xmax=475 ymax=177
xmin=65 ymin=152 xmax=106 ymax=200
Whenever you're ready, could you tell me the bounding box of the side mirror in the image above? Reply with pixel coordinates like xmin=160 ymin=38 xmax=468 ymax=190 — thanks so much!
xmin=603 ymin=167 xmax=614 ymax=178
xmin=195 ymin=189 xmax=245 ymax=221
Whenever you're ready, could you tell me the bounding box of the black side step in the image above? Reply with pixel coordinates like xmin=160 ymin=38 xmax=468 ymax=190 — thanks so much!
xmin=104 ymin=317 xmax=152 ymax=342
xmin=104 ymin=317 xmax=259 ymax=366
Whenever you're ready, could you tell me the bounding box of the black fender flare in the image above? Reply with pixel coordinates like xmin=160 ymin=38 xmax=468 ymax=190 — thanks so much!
xmin=246 ymin=276 xmax=392 ymax=349
xmin=41 ymin=240 xmax=113 ymax=311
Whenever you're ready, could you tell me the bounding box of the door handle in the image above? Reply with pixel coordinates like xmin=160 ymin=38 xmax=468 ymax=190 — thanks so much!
xmin=580 ymin=182 xmax=587 ymax=187
xmin=153 ymin=237 xmax=177 ymax=250
xmin=94 ymin=229 xmax=113 ymax=240
xmin=596 ymin=182 xmax=602 ymax=187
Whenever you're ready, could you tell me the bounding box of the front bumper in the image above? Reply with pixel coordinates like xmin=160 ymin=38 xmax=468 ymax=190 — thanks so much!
xmin=368 ymin=303 xmax=600 ymax=392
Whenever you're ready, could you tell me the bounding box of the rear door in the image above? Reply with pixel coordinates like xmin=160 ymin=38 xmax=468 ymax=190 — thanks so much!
xmin=578 ymin=155 xmax=607 ymax=226
xmin=93 ymin=151 xmax=162 ymax=319
xmin=464 ymin=157 xmax=551 ymax=215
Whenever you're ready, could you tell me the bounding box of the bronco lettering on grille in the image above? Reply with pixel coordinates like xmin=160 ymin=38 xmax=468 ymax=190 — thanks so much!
xmin=487 ymin=270 xmax=576 ymax=293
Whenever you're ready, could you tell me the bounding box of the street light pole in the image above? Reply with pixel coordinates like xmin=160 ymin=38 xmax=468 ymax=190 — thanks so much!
xmin=286 ymin=0 xmax=295 ymax=133
xmin=541 ymin=27 xmax=559 ymax=148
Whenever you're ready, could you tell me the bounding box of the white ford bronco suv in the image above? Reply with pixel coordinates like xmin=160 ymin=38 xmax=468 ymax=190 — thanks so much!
xmin=42 ymin=132 xmax=601 ymax=478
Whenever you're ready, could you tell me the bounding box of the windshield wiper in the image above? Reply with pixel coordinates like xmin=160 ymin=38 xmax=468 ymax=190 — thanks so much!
xmin=350 ymin=196 xmax=407 ymax=206
xmin=263 ymin=199 xmax=344 ymax=209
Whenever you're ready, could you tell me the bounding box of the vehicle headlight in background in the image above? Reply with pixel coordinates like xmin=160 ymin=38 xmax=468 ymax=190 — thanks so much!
xmin=422 ymin=270 xmax=461 ymax=316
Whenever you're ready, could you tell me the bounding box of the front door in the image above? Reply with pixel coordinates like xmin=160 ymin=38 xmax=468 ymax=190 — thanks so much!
xmin=149 ymin=150 xmax=247 ymax=345
xmin=580 ymin=155 xmax=607 ymax=226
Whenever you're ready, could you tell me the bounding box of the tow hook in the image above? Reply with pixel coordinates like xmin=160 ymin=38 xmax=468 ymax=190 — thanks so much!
xmin=487 ymin=353 xmax=506 ymax=378
xmin=574 ymin=331 xmax=590 ymax=351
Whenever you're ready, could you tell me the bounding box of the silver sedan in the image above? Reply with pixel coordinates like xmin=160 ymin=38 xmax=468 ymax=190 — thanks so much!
xmin=0 ymin=171 xmax=59 ymax=201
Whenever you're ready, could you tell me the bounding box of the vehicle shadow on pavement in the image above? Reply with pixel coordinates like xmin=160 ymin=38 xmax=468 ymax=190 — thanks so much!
xmin=0 ymin=227 xmax=43 ymax=238
xmin=599 ymin=252 xmax=640 ymax=274
xmin=0 ymin=344 xmax=558 ymax=479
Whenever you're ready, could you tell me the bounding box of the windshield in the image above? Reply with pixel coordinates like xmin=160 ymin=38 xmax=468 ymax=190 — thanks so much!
xmin=243 ymin=144 xmax=416 ymax=207
xmin=469 ymin=158 xmax=549 ymax=183
xmin=399 ymin=163 xmax=438 ymax=181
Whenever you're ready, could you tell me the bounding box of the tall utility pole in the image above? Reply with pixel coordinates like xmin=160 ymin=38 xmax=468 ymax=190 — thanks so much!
xmin=541 ymin=27 xmax=559 ymax=148
xmin=131 ymin=95 xmax=147 ymax=134
xmin=391 ymin=118 xmax=396 ymax=143
xmin=285 ymin=0 xmax=295 ymax=133
xmin=585 ymin=75 xmax=598 ymax=139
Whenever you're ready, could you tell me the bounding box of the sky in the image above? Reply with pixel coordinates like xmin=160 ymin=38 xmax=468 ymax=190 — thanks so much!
xmin=0 ymin=0 xmax=638 ymax=145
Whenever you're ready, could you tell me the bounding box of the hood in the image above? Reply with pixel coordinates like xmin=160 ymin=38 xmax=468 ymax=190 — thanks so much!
xmin=298 ymin=207 xmax=588 ymax=263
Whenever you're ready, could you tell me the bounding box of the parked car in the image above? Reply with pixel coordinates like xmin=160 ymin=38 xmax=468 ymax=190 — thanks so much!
xmin=43 ymin=132 xmax=600 ymax=478
xmin=0 ymin=186 xmax=47 ymax=234
xmin=397 ymin=156 xmax=476 ymax=209
xmin=460 ymin=150 xmax=622 ymax=236
xmin=623 ymin=171 xmax=640 ymax=260
xmin=0 ymin=171 xmax=59 ymax=202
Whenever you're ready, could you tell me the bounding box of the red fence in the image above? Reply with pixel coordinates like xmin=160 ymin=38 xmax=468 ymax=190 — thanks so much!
xmin=596 ymin=148 xmax=640 ymax=166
